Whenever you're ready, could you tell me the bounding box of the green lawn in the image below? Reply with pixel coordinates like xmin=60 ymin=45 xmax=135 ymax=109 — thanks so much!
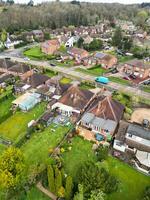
xmin=62 ymin=137 xmax=97 ymax=179
xmin=24 ymin=46 xmax=45 ymax=59
xmin=55 ymin=60 xmax=75 ymax=68
xmin=25 ymin=186 xmax=50 ymax=200
xmin=76 ymin=65 xmax=108 ymax=76
xmin=118 ymin=55 xmax=133 ymax=63
xmin=103 ymin=157 xmax=150 ymax=200
xmin=0 ymin=102 xmax=46 ymax=142
xmin=12 ymin=186 xmax=50 ymax=200
xmin=79 ymin=82 xmax=95 ymax=90
xmin=0 ymin=95 xmax=15 ymax=121
xmin=43 ymin=69 xmax=58 ymax=78
xmin=60 ymin=77 xmax=72 ymax=84
xmin=142 ymin=85 xmax=150 ymax=93
xmin=24 ymin=46 xmax=56 ymax=60
xmin=61 ymin=136 xmax=150 ymax=200
xmin=109 ymin=76 xmax=132 ymax=86
xmin=22 ymin=124 xmax=71 ymax=167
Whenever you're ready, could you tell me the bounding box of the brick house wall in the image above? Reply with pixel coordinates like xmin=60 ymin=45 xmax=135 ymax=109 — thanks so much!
xmin=124 ymin=64 xmax=150 ymax=79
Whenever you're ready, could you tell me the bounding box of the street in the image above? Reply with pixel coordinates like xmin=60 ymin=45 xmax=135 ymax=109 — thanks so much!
xmin=0 ymin=49 xmax=150 ymax=100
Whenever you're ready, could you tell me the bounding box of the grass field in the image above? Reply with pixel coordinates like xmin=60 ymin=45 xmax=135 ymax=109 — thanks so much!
xmin=62 ymin=137 xmax=97 ymax=179
xmin=0 ymin=102 xmax=46 ymax=142
xmin=61 ymin=136 xmax=150 ymax=200
xmin=24 ymin=46 xmax=45 ymax=59
xmin=109 ymin=76 xmax=132 ymax=86
xmin=22 ymin=124 xmax=71 ymax=167
xmin=60 ymin=77 xmax=72 ymax=84
xmin=76 ymin=65 xmax=108 ymax=76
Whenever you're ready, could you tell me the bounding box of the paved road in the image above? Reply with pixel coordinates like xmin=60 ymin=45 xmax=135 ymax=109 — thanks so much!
xmin=0 ymin=53 xmax=150 ymax=99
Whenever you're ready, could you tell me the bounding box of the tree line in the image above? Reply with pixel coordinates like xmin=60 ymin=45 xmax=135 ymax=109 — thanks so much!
xmin=0 ymin=2 xmax=147 ymax=33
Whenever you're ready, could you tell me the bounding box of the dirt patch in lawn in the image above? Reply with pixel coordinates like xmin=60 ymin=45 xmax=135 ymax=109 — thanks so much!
xmin=131 ymin=108 xmax=150 ymax=124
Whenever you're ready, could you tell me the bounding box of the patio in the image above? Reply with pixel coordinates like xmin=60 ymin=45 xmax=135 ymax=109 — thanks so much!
xmin=53 ymin=114 xmax=70 ymax=125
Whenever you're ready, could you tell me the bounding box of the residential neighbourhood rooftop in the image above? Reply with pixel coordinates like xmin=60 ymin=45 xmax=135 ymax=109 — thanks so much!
xmin=0 ymin=6 xmax=150 ymax=199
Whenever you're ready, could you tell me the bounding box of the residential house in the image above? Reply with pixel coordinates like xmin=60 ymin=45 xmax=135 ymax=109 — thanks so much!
xmin=83 ymin=35 xmax=93 ymax=45
xmin=24 ymin=32 xmax=34 ymax=43
xmin=0 ymin=74 xmax=14 ymax=87
xmin=79 ymin=95 xmax=124 ymax=142
xmin=52 ymin=85 xmax=95 ymax=119
xmin=32 ymin=30 xmax=44 ymax=42
xmin=82 ymin=52 xmax=117 ymax=68
xmin=13 ymin=82 xmax=31 ymax=94
xmin=65 ymin=37 xmax=74 ymax=48
xmin=25 ymin=73 xmax=50 ymax=88
xmin=4 ymin=35 xmax=23 ymax=49
xmin=67 ymin=47 xmax=89 ymax=63
xmin=0 ymin=59 xmax=33 ymax=80
xmin=41 ymin=39 xmax=60 ymax=55
xmin=123 ymin=59 xmax=150 ymax=81
xmin=93 ymin=52 xmax=117 ymax=68
xmin=113 ymin=122 xmax=150 ymax=174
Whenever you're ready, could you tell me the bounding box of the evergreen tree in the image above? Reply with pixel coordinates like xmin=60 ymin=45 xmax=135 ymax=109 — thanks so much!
xmin=47 ymin=165 xmax=55 ymax=193
xmin=55 ymin=167 xmax=62 ymax=196
xmin=65 ymin=176 xmax=73 ymax=200
xmin=112 ymin=27 xmax=123 ymax=49
xmin=77 ymin=37 xmax=84 ymax=48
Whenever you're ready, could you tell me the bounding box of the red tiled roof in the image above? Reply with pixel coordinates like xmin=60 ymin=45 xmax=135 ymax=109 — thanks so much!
xmin=68 ymin=47 xmax=88 ymax=56
xmin=47 ymin=39 xmax=60 ymax=46
xmin=88 ymin=96 xmax=125 ymax=122
xmin=59 ymin=86 xmax=94 ymax=110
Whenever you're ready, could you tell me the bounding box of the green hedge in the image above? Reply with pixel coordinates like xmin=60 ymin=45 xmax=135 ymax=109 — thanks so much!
xmin=0 ymin=110 xmax=13 ymax=124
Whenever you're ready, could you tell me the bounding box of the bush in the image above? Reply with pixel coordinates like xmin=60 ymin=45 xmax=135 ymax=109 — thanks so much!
xmin=14 ymin=41 xmax=28 ymax=48
xmin=142 ymin=186 xmax=150 ymax=200
xmin=96 ymin=145 xmax=109 ymax=162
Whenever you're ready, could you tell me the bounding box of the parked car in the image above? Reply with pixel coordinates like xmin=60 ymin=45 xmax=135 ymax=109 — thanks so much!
xmin=95 ymin=76 xmax=109 ymax=84
xmin=143 ymin=80 xmax=150 ymax=85
xmin=123 ymin=76 xmax=130 ymax=80
xmin=129 ymin=74 xmax=136 ymax=79
xmin=143 ymin=119 xmax=149 ymax=128
xmin=116 ymin=49 xmax=125 ymax=56
xmin=50 ymin=63 xmax=56 ymax=67
xmin=111 ymin=68 xmax=118 ymax=74
xmin=24 ymin=57 xmax=30 ymax=61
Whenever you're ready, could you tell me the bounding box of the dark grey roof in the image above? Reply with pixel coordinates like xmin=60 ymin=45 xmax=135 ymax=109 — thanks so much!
xmin=41 ymin=111 xmax=53 ymax=122
xmin=103 ymin=119 xmax=117 ymax=132
xmin=81 ymin=112 xmax=95 ymax=124
xmin=92 ymin=117 xmax=105 ymax=127
xmin=26 ymin=73 xmax=50 ymax=88
xmin=127 ymin=124 xmax=150 ymax=140
xmin=0 ymin=74 xmax=14 ymax=84
xmin=94 ymin=52 xmax=106 ymax=59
